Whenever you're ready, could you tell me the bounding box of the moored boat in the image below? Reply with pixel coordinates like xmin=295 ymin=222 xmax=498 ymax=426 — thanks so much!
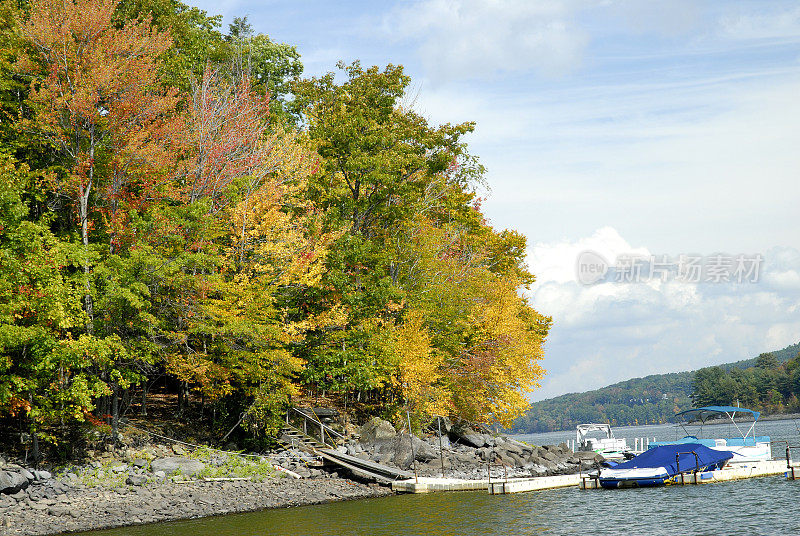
xmin=598 ymin=443 xmax=733 ymax=488
xmin=576 ymin=423 xmax=632 ymax=461
xmin=648 ymin=406 xmax=771 ymax=462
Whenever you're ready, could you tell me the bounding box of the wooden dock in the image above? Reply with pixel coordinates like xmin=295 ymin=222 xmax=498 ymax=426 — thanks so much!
xmin=318 ymin=448 xmax=413 ymax=484
xmin=392 ymin=473 xmax=581 ymax=494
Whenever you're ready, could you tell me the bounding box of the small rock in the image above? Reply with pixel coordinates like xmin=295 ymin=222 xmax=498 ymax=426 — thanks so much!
xmin=153 ymin=470 xmax=166 ymax=480
xmin=48 ymin=505 xmax=69 ymax=516
xmin=20 ymin=468 xmax=35 ymax=482
xmin=126 ymin=474 xmax=147 ymax=486
xmin=132 ymin=459 xmax=148 ymax=469
xmin=33 ymin=470 xmax=52 ymax=480
xmin=171 ymin=445 xmax=186 ymax=456
xmin=111 ymin=464 xmax=128 ymax=473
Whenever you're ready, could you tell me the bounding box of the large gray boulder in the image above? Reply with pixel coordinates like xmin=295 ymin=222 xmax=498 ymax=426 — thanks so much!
xmin=455 ymin=430 xmax=488 ymax=448
xmin=502 ymin=438 xmax=528 ymax=455
xmin=414 ymin=439 xmax=437 ymax=463
xmin=150 ymin=457 xmax=205 ymax=477
xmin=0 ymin=471 xmax=29 ymax=494
xmin=391 ymin=434 xmax=437 ymax=468
xmin=359 ymin=417 xmax=396 ymax=444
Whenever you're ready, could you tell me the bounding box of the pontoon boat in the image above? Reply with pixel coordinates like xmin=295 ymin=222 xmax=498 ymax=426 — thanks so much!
xmin=648 ymin=406 xmax=771 ymax=462
xmin=576 ymin=423 xmax=632 ymax=461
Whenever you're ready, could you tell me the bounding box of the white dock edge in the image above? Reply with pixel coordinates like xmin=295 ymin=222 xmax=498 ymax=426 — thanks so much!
xmin=488 ymin=474 xmax=581 ymax=494
xmin=392 ymin=477 xmax=490 ymax=493
xmin=676 ymin=459 xmax=787 ymax=484
xmin=392 ymin=474 xmax=582 ymax=494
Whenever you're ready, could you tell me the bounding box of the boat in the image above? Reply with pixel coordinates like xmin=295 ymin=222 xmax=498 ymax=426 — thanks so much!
xmin=598 ymin=443 xmax=733 ymax=488
xmin=647 ymin=406 xmax=771 ymax=462
xmin=576 ymin=423 xmax=632 ymax=461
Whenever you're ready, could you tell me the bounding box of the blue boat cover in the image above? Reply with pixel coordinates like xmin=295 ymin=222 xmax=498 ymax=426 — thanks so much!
xmin=611 ymin=443 xmax=733 ymax=476
xmin=675 ymin=406 xmax=760 ymax=423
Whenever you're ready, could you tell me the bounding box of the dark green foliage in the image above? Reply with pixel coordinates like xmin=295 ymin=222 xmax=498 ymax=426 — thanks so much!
xmin=692 ymin=349 xmax=800 ymax=411
xmin=513 ymin=341 xmax=800 ymax=433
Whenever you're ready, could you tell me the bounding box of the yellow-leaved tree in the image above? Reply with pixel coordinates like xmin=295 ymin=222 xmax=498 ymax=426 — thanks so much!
xmin=185 ymin=127 xmax=340 ymax=438
xmin=391 ymin=310 xmax=449 ymax=420
xmin=392 ymin=215 xmax=550 ymax=428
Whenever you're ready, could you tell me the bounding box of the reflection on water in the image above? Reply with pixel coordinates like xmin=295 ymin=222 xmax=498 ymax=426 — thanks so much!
xmin=77 ymin=420 xmax=800 ymax=536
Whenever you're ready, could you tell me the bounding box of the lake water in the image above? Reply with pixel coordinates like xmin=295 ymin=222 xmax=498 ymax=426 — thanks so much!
xmin=77 ymin=419 xmax=800 ymax=536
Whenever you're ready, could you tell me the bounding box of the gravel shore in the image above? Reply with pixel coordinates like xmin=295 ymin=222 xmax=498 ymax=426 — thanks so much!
xmin=1 ymin=474 xmax=391 ymax=536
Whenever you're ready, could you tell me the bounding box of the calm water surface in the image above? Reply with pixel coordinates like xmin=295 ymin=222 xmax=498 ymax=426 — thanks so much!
xmin=78 ymin=419 xmax=800 ymax=536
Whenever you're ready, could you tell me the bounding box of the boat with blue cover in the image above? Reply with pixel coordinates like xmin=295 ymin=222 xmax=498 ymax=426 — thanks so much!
xmin=598 ymin=443 xmax=733 ymax=488
xmin=648 ymin=406 xmax=771 ymax=462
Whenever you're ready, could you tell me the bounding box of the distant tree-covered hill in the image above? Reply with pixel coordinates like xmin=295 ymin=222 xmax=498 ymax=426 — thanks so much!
xmin=512 ymin=341 xmax=800 ymax=433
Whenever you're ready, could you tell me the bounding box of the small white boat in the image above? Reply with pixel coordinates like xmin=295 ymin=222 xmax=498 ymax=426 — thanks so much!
xmin=576 ymin=423 xmax=632 ymax=461
xmin=648 ymin=406 xmax=771 ymax=462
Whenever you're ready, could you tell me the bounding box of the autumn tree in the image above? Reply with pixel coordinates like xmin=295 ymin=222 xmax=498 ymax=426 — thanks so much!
xmin=18 ymin=0 xmax=176 ymax=328
xmin=293 ymin=61 xmax=548 ymax=427
xmin=293 ymin=61 xmax=480 ymax=237
xmin=0 ymin=153 xmax=106 ymax=459
xmin=11 ymin=0 xmax=182 ymax=443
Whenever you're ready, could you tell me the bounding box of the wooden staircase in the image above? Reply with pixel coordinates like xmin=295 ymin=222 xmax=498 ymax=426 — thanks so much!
xmin=277 ymin=423 xmax=327 ymax=452
xmin=278 ymin=406 xmax=414 ymax=484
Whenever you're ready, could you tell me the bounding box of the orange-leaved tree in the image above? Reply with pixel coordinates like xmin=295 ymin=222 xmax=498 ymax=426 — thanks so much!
xmin=18 ymin=0 xmax=177 ymax=327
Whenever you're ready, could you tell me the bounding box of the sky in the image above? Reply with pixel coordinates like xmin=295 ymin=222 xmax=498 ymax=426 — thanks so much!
xmin=187 ymin=0 xmax=800 ymax=400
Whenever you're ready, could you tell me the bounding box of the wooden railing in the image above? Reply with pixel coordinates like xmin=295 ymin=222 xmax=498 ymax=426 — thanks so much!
xmin=285 ymin=407 xmax=345 ymax=448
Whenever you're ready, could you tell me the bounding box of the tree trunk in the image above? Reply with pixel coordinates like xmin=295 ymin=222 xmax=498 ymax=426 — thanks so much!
xmin=177 ymin=380 xmax=186 ymax=417
xmin=111 ymin=387 xmax=119 ymax=446
xmin=140 ymin=382 xmax=148 ymax=416
xmin=81 ymin=139 xmax=95 ymax=334
xmin=31 ymin=426 xmax=40 ymax=467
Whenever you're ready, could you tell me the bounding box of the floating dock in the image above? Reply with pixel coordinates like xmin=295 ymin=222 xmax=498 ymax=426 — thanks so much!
xmin=393 ymin=459 xmax=791 ymax=494
xmin=487 ymin=474 xmax=581 ymax=494
xmin=392 ymin=476 xmax=491 ymax=493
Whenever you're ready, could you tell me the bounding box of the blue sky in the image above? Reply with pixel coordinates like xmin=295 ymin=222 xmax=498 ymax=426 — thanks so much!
xmin=187 ymin=0 xmax=800 ymax=400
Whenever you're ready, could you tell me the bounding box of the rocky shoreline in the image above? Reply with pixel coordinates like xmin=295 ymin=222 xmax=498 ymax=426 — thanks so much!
xmin=349 ymin=417 xmax=602 ymax=480
xmin=1 ymin=465 xmax=391 ymax=536
xmin=1 ymin=418 xmax=599 ymax=536
xmin=0 ymin=439 xmax=396 ymax=536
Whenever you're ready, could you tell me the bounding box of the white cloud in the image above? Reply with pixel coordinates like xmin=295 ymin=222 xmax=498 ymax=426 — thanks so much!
xmin=383 ymin=0 xmax=588 ymax=82
xmin=527 ymin=229 xmax=800 ymax=400
xmin=595 ymin=0 xmax=703 ymax=37
xmin=719 ymin=6 xmax=800 ymax=41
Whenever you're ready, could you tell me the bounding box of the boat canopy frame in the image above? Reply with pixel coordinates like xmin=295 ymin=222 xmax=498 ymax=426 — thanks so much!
xmin=577 ymin=423 xmax=614 ymax=443
xmin=674 ymin=406 xmax=760 ymax=440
